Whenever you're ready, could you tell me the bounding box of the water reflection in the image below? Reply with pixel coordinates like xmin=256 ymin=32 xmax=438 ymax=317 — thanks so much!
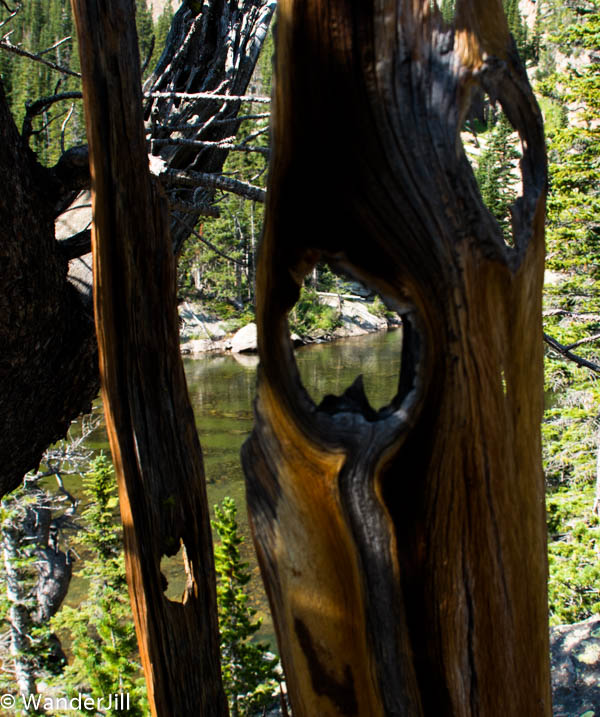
xmin=68 ymin=328 xmax=403 ymax=649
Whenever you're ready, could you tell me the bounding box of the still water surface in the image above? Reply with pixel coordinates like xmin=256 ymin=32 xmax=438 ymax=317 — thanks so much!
xmin=83 ymin=328 xmax=402 ymax=648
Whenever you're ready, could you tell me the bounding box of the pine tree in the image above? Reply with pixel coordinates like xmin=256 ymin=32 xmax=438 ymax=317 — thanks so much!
xmin=135 ymin=0 xmax=154 ymax=78
xmin=474 ymin=113 xmax=520 ymax=244
xmin=213 ymin=497 xmax=279 ymax=717
xmin=51 ymin=456 xmax=148 ymax=715
xmin=440 ymin=0 xmax=455 ymax=23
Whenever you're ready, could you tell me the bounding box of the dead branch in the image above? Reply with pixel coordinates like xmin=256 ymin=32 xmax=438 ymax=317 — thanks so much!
xmin=22 ymin=91 xmax=82 ymax=141
xmin=0 ymin=5 xmax=20 ymax=30
xmin=148 ymin=113 xmax=271 ymax=134
xmin=564 ymin=333 xmax=600 ymax=351
xmin=163 ymin=168 xmax=266 ymax=203
xmin=145 ymin=91 xmax=271 ymax=104
xmin=39 ymin=36 xmax=72 ymax=56
xmin=0 ymin=37 xmax=81 ymax=78
xmin=173 ymin=215 xmax=246 ymax=265
xmin=151 ymin=136 xmax=269 ymax=155
xmin=169 ymin=200 xmax=221 ymax=218
xmin=57 ymin=229 xmax=91 ymax=260
xmin=544 ymin=332 xmax=600 ymax=373
xmin=543 ymin=308 xmax=600 ymax=321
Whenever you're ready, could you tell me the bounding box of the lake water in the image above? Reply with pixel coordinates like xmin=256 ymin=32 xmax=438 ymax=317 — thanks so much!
xmin=75 ymin=328 xmax=403 ymax=648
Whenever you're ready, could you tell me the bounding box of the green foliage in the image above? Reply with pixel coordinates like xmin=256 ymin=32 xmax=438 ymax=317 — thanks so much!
xmin=135 ymin=0 xmax=154 ymax=78
xmin=474 ymin=113 xmax=520 ymax=243
xmin=51 ymin=456 xmax=148 ymax=715
xmin=289 ymin=287 xmax=342 ymax=338
xmin=547 ymin=487 xmax=600 ymax=625
xmin=0 ymin=0 xmax=174 ymax=166
xmin=0 ymin=0 xmax=84 ymax=165
xmin=540 ymin=1 xmax=600 ymax=626
xmin=155 ymin=0 xmax=174 ymax=57
xmin=213 ymin=497 xmax=279 ymax=717
xmin=0 ymin=481 xmax=66 ymax=699
xmin=439 ymin=0 xmax=455 ymax=23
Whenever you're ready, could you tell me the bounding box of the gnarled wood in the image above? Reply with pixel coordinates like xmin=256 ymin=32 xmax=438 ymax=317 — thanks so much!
xmin=243 ymin=1 xmax=551 ymax=714
xmin=72 ymin=1 xmax=227 ymax=714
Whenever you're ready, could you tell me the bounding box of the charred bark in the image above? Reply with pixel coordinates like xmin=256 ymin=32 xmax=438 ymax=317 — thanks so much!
xmin=72 ymin=0 xmax=227 ymax=714
xmin=242 ymin=1 xmax=550 ymax=714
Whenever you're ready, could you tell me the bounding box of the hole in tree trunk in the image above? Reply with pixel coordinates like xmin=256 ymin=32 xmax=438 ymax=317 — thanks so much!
xmin=288 ymin=262 xmax=405 ymax=418
xmin=160 ymin=540 xmax=193 ymax=604
xmin=462 ymin=101 xmax=524 ymax=248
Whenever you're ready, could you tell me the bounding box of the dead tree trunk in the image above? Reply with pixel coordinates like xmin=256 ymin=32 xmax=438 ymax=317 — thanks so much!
xmin=242 ymin=1 xmax=551 ymax=714
xmin=72 ymin=1 xmax=227 ymax=714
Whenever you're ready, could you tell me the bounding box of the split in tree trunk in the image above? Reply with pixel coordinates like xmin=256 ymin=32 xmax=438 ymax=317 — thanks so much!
xmin=242 ymin=1 xmax=551 ymax=714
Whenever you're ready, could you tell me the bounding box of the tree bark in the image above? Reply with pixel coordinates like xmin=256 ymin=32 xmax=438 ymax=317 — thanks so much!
xmin=242 ymin=1 xmax=551 ymax=714
xmin=0 ymin=82 xmax=98 ymax=498
xmin=72 ymin=1 xmax=227 ymax=714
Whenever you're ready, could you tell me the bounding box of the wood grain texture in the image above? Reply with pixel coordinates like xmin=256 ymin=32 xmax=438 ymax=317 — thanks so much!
xmin=242 ymin=1 xmax=551 ymax=714
xmin=71 ymin=1 xmax=227 ymax=714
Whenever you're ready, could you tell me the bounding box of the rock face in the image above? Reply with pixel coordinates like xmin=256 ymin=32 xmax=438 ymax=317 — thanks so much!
xmin=317 ymin=293 xmax=388 ymax=337
xmin=230 ymin=322 xmax=258 ymax=353
xmin=551 ymin=616 xmax=600 ymax=715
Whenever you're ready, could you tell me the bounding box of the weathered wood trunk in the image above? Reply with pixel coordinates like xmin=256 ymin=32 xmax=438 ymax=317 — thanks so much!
xmin=242 ymin=1 xmax=551 ymax=714
xmin=72 ymin=1 xmax=227 ymax=714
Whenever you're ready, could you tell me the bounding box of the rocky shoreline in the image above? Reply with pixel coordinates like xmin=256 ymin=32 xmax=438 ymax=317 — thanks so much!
xmin=179 ymin=295 xmax=400 ymax=356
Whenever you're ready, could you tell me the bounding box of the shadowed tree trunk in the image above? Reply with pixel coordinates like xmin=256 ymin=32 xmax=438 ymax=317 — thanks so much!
xmin=72 ymin=0 xmax=227 ymax=714
xmin=242 ymin=1 xmax=551 ymax=714
xmin=0 ymin=82 xmax=98 ymax=498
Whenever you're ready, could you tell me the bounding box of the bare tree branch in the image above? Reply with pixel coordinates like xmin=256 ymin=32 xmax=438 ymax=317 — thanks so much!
xmin=564 ymin=333 xmax=600 ymax=351
xmin=151 ymin=136 xmax=269 ymax=155
xmin=57 ymin=229 xmax=91 ymax=260
xmin=39 ymin=36 xmax=72 ymax=56
xmin=544 ymin=332 xmax=600 ymax=373
xmin=22 ymin=91 xmax=82 ymax=141
xmin=163 ymin=168 xmax=266 ymax=203
xmin=543 ymin=308 xmax=600 ymax=321
xmin=145 ymin=90 xmax=270 ymax=103
xmin=169 ymin=200 xmax=221 ymax=218
xmin=148 ymin=112 xmax=271 ymax=134
xmin=0 ymin=38 xmax=81 ymax=78
xmin=0 ymin=5 xmax=21 ymax=30
xmin=173 ymin=215 xmax=246 ymax=265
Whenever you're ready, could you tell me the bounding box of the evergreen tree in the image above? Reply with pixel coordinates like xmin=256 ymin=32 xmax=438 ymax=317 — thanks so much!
xmin=440 ymin=0 xmax=455 ymax=23
xmin=474 ymin=113 xmax=520 ymax=244
xmin=213 ymin=497 xmax=279 ymax=717
xmin=154 ymin=0 xmax=174 ymax=60
xmin=538 ymin=4 xmax=600 ymax=625
xmin=51 ymin=456 xmax=148 ymax=715
xmin=135 ymin=0 xmax=154 ymax=78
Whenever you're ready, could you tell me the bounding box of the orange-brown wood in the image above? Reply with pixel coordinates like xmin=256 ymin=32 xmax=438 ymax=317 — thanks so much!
xmin=71 ymin=1 xmax=227 ymax=714
xmin=243 ymin=1 xmax=551 ymax=714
